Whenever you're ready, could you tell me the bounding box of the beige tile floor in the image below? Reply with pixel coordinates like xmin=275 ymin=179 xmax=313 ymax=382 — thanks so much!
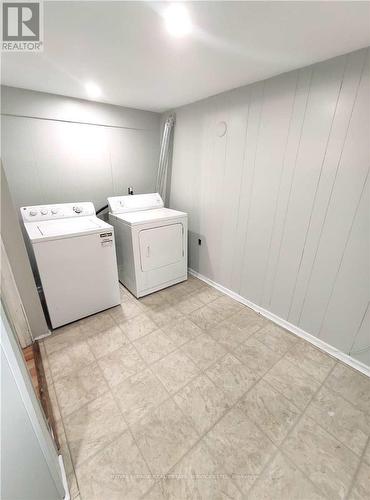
xmin=40 ymin=276 xmax=370 ymax=500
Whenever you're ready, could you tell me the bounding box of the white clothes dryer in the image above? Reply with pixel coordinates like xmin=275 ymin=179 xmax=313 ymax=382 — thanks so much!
xmin=108 ymin=193 xmax=187 ymax=297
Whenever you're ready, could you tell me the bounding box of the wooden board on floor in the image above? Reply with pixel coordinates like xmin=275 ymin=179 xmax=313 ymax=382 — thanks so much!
xmin=22 ymin=343 xmax=60 ymax=450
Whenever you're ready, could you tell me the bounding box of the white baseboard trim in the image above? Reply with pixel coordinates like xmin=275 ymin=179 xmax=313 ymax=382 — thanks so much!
xmin=59 ymin=454 xmax=70 ymax=500
xmin=189 ymin=268 xmax=370 ymax=377
xmin=34 ymin=330 xmax=52 ymax=341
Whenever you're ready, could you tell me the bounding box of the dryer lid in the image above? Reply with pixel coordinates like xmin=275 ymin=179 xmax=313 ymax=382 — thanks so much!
xmin=108 ymin=193 xmax=164 ymax=214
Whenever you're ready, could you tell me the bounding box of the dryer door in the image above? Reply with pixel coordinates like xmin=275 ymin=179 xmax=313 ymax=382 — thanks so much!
xmin=139 ymin=223 xmax=184 ymax=272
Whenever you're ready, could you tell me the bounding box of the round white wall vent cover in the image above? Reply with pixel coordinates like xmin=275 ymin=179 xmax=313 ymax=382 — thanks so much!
xmin=216 ymin=121 xmax=227 ymax=137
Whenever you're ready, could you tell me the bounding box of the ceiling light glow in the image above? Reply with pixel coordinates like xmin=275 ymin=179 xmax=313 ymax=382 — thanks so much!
xmin=85 ymin=81 xmax=101 ymax=99
xmin=164 ymin=4 xmax=192 ymax=37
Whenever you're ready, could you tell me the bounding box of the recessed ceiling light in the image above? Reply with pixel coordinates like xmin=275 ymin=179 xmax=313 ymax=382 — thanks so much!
xmin=164 ymin=4 xmax=192 ymax=37
xmin=85 ymin=81 xmax=101 ymax=99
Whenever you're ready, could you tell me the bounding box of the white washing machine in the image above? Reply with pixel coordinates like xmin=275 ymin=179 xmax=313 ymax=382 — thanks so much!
xmin=21 ymin=202 xmax=120 ymax=329
xmin=108 ymin=193 xmax=188 ymax=297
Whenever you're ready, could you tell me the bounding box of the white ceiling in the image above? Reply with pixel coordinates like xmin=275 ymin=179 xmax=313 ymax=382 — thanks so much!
xmin=2 ymin=1 xmax=370 ymax=112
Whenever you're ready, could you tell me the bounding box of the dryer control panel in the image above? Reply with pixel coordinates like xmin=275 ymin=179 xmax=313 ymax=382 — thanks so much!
xmin=21 ymin=202 xmax=96 ymax=222
xmin=108 ymin=193 xmax=164 ymax=214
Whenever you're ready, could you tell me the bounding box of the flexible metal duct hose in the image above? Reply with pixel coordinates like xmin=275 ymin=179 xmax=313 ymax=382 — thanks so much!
xmin=156 ymin=114 xmax=175 ymax=204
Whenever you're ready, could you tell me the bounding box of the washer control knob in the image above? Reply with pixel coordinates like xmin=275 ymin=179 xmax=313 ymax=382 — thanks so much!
xmin=51 ymin=208 xmax=58 ymax=215
xmin=41 ymin=209 xmax=48 ymax=215
xmin=29 ymin=210 xmax=37 ymax=216
xmin=73 ymin=206 xmax=83 ymax=214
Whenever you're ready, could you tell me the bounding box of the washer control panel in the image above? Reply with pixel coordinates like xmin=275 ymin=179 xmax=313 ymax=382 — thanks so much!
xmin=21 ymin=202 xmax=95 ymax=222
xmin=108 ymin=193 xmax=163 ymax=214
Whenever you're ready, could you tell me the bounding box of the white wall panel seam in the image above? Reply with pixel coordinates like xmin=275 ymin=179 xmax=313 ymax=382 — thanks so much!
xmin=349 ymin=302 xmax=369 ymax=355
xmin=0 ymin=113 xmax=154 ymax=132
xmin=288 ymin=49 xmax=367 ymax=325
xmin=261 ymin=67 xmax=313 ymax=309
xmin=216 ymin=106 xmax=231 ymax=280
xmin=230 ymin=85 xmax=261 ymax=292
xmin=318 ymin=167 xmax=369 ymax=337
xmin=287 ymin=55 xmax=349 ymax=318
xmin=260 ymin=70 xmax=300 ymax=305
xmin=237 ymin=81 xmax=266 ymax=294
xmin=297 ymin=51 xmax=368 ymax=325
xmin=169 ymin=48 xmax=369 ymax=366
xmin=27 ymin=118 xmax=44 ymax=202
xmin=226 ymin=95 xmax=251 ymax=286
xmin=270 ymin=56 xmax=349 ymax=320
xmin=232 ymin=97 xmax=251 ymax=244
xmin=268 ymin=67 xmax=314 ymax=306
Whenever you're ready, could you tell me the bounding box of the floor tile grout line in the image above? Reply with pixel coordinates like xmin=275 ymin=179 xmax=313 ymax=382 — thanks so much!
xmin=105 ymin=386 xmax=158 ymax=497
xmin=142 ymin=355 xmax=289 ymax=497
xmin=53 ymin=328 xmax=158 ymax=493
xmin=42 ymin=278 xmax=257 ymax=496
xmin=344 ymin=434 xmax=370 ymax=499
xmin=259 ymin=376 xmax=304 ymax=415
xmin=102 ymin=309 xmax=230 ymax=497
xmin=41 ymin=343 xmax=82 ymax=498
xmin=42 ymin=278 xmax=368 ymax=499
xmin=100 ymin=297 xmax=220 ymax=405
xmin=46 ymin=325 xmax=229 ymax=499
xmin=55 ymin=300 xmax=258 ymax=386
xmin=139 ymin=332 xmax=294 ymax=499
xmin=303 ymin=385 xmax=370 ymax=460
xmin=130 ymin=321 xmax=205 ymax=365
xmin=135 ymin=282 xmax=222 ymax=318
xmin=320 ymin=365 xmax=370 ymax=415
xmin=108 ymin=289 xmax=256 ymax=386
xmin=45 ymin=320 xmax=122 ymax=364
xmin=44 ymin=280 xmax=269 ymax=379
xmin=125 ymin=304 xmax=277 ymax=497
xmin=44 ymin=293 xmax=348 ymax=421
xmin=283 ymin=339 xmax=341 ymax=384
xmin=65 ymin=297 xmax=293 ymax=431
xmin=44 ymin=277 xmax=271 ymax=352
xmin=111 ymin=311 xmax=366 ymax=498
xmin=247 ymin=362 xmax=339 ymax=498
xmin=70 ymin=427 xmax=129 ymax=473
xmin=266 ymin=366 xmax=368 ymax=485
xmin=144 ymin=316 xmax=267 ymax=411
xmin=269 ymin=361 xmax=354 ymax=498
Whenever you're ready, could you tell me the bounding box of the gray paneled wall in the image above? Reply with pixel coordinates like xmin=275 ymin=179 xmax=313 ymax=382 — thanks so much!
xmin=1 ymin=86 xmax=161 ymax=211
xmin=169 ymin=48 xmax=369 ymax=367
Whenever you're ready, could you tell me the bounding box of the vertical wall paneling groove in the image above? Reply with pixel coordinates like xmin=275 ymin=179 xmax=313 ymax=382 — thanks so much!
xmin=261 ymin=66 xmax=313 ymax=308
xmin=286 ymin=56 xmax=350 ymax=319
xmin=289 ymin=50 xmax=367 ymax=325
xmin=269 ymin=55 xmax=348 ymax=320
xmin=231 ymin=82 xmax=265 ymax=293
xmin=198 ymin=96 xmax=229 ymax=279
xmin=240 ymin=71 xmax=297 ymax=304
xmin=299 ymin=50 xmax=370 ymax=337
xmin=169 ymin=48 xmax=370 ymax=367
xmin=350 ymin=304 xmax=370 ymax=365
xmin=319 ymin=172 xmax=369 ymax=353
xmin=259 ymin=70 xmax=299 ymax=305
xmin=217 ymin=86 xmax=250 ymax=288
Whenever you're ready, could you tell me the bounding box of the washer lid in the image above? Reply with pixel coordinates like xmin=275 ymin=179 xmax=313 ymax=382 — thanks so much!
xmin=112 ymin=208 xmax=187 ymax=226
xmin=24 ymin=216 xmax=113 ymax=243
